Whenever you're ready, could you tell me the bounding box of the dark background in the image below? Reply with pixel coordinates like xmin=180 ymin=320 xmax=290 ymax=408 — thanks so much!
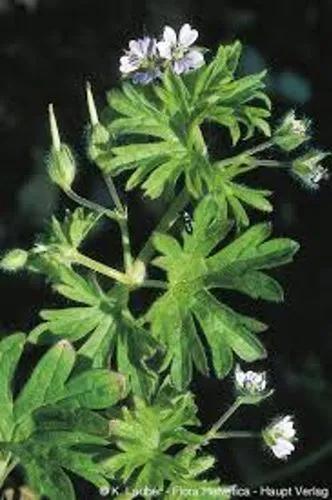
xmin=0 ymin=0 xmax=331 ymax=497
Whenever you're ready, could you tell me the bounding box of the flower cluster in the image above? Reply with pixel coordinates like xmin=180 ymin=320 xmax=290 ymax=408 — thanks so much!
xmin=119 ymin=24 xmax=205 ymax=84
xmin=263 ymin=415 xmax=297 ymax=459
xmin=234 ymin=366 xmax=297 ymax=459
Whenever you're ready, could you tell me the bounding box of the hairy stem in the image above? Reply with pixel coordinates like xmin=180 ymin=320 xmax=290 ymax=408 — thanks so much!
xmin=141 ymin=279 xmax=168 ymax=290
xmin=137 ymin=188 xmax=190 ymax=265
xmin=65 ymin=188 xmax=118 ymax=221
xmin=73 ymin=251 xmax=133 ymax=286
xmin=204 ymin=398 xmax=243 ymax=442
xmin=254 ymin=159 xmax=288 ymax=168
xmin=245 ymin=139 xmax=275 ymax=156
xmin=102 ymin=174 xmax=132 ymax=271
xmin=86 ymin=81 xmax=132 ymax=271
xmin=103 ymin=173 xmax=124 ymax=213
xmin=118 ymin=215 xmax=133 ymax=272
xmin=215 ymin=431 xmax=259 ymax=440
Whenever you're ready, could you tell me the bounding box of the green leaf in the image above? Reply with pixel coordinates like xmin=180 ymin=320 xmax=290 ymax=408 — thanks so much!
xmin=0 ymin=333 xmax=26 ymax=439
xmin=23 ymin=460 xmax=75 ymax=500
xmin=103 ymin=390 xmax=204 ymax=490
xmin=0 ymin=334 xmax=124 ymax=498
xmin=14 ymin=340 xmax=76 ymax=421
xmin=62 ymin=369 xmax=126 ymax=409
xmin=149 ymin=198 xmax=298 ymax=387
xmin=29 ymin=273 xmax=159 ymax=400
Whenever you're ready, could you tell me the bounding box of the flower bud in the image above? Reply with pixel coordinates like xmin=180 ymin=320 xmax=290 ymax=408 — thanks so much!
xmin=128 ymin=259 xmax=146 ymax=287
xmin=0 ymin=249 xmax=28 ymax=272
xmin=85 ymin=82 xmax=111 ymax=168
xmin=291 ymin=150 xmax=329 ymax=190
xmin=47 ymin=104 xmax=76 ymax=191
xmin=273 ymin=111 xmax=310 ymax=151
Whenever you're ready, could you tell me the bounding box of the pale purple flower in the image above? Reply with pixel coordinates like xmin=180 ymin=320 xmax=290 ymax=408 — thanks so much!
xmin=235 ymin=365 xmax=267 ymax=395
xmin=119 ymin=37 xmax=160 ymax=85
xmin=157 ymin=24 xmax=205 ymax=75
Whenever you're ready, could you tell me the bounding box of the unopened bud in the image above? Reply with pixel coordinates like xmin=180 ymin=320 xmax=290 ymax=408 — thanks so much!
xmin=273 ymin=111 xmax=310 ymax=151
xmin=86 ymin=82 xmax=111 ymax=168
xmin=128 ymin=259 xmax=146 ymax=286
xmin=86 ymin=81 xmax=99 ymax=127
xmin=291 ymin=150 xmax=329 ymax=190
xmin=47 ymin=104 xmax=76 ymax=191
xmin=0 ymin=249 xmax=28 ymax=272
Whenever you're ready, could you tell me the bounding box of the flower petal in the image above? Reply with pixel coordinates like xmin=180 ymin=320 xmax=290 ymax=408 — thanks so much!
xmin=185 ymin=50 xmax=205 ymax=69
xmin=157 ymin=41 xmax=173 ymax=60
xmin=163 ymin=26 xmax=177 ymax=46
xmin=173 ymin=59 xmax=188 ymax=75
xmin=128 ymin=40 xmax=145 ymax=57
xmin=120 ymin=56 xmax=139 ymax=74
xmin=179 ymin=23 xmax=198 ymax=47
xmin=272 ymin=438 xmax=295 ymax=459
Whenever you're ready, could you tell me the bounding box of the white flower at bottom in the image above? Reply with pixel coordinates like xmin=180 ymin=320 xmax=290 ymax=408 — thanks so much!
xmin=157 ymin=24 xmax=205 ymax=74
xmin=263 ymin=415 xmax=297 ymax=460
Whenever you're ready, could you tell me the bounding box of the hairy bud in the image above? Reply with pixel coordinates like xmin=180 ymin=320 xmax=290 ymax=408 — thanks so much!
xmin=86 ymin=82 xmax=111 ymax=168
xmin=291 ymin=150 xmax=329 ymax=190
xmin=273 ymin=110 xmax=310 ymax=151
xmin=0 ymin=249 xmax=28 ymax=272
xmin=47 ymin=104 xmax=76 ymax=191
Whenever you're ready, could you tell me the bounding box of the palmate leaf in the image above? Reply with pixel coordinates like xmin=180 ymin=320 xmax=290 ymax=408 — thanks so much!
xmin=100 ymin=41 xmax=270 ymax=208
xmin=209 ymin=156 xmax=273 ymax=229
xmin=148 ymin=196 xmax=299 ymax=389
xmin=102 ymin=383 xmax=219 ymax=493
xmin=24 ymin=208 xmax=103 ymax=283
xmin=164 ymin=449 xmax=230 ymax=500
xmin=0 ymin=334 xmax=126 ymax=499
xmin=28 ymin=268 xmax=159 ymax=400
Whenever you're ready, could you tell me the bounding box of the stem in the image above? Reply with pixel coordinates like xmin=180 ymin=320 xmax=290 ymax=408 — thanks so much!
xmin=204 ymin=398 xmax=243 ymax=443
xmin=65 ymin=188 xmax=118 ymax=221
xmin=118 ymin=215 xmax=133 ymax=271
xmin=215 ymin=431 xmax=259 ymax=440
xmin=245 ymin=139 xmax=275 ymax=156
xmin=254 ymin=159 xmax=288 ymax=168
xmin=137 ymin=188 xmax=190 ymax=265
xmin=141 ymin=279 xmax=168 ymax=290
xmin=102 ymin=175 xmax=132 ymax=271
xmin=103 ymin=173 xmax=124 ymax=213
xmin=73 ymin=251 xmax=133 ymax=286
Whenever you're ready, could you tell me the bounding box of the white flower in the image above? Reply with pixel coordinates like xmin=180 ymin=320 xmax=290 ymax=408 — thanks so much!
xmin=157 ymin=24 xmax=205 ymax=75
xmin=235 ymin=365 xmax=267 ymax=395
xmin=263 ymin=415 xmax=297 ymax=460
xmin=119 ymin=37 xmax=160 ymax=84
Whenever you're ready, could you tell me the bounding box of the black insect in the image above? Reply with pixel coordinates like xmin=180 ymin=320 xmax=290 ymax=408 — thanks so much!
xmin=182 ymin=210 xmax=193 ymax=234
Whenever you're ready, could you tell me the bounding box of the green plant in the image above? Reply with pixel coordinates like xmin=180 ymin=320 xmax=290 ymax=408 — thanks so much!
xmin=0 ymin=23 xmax=329 ymax=499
